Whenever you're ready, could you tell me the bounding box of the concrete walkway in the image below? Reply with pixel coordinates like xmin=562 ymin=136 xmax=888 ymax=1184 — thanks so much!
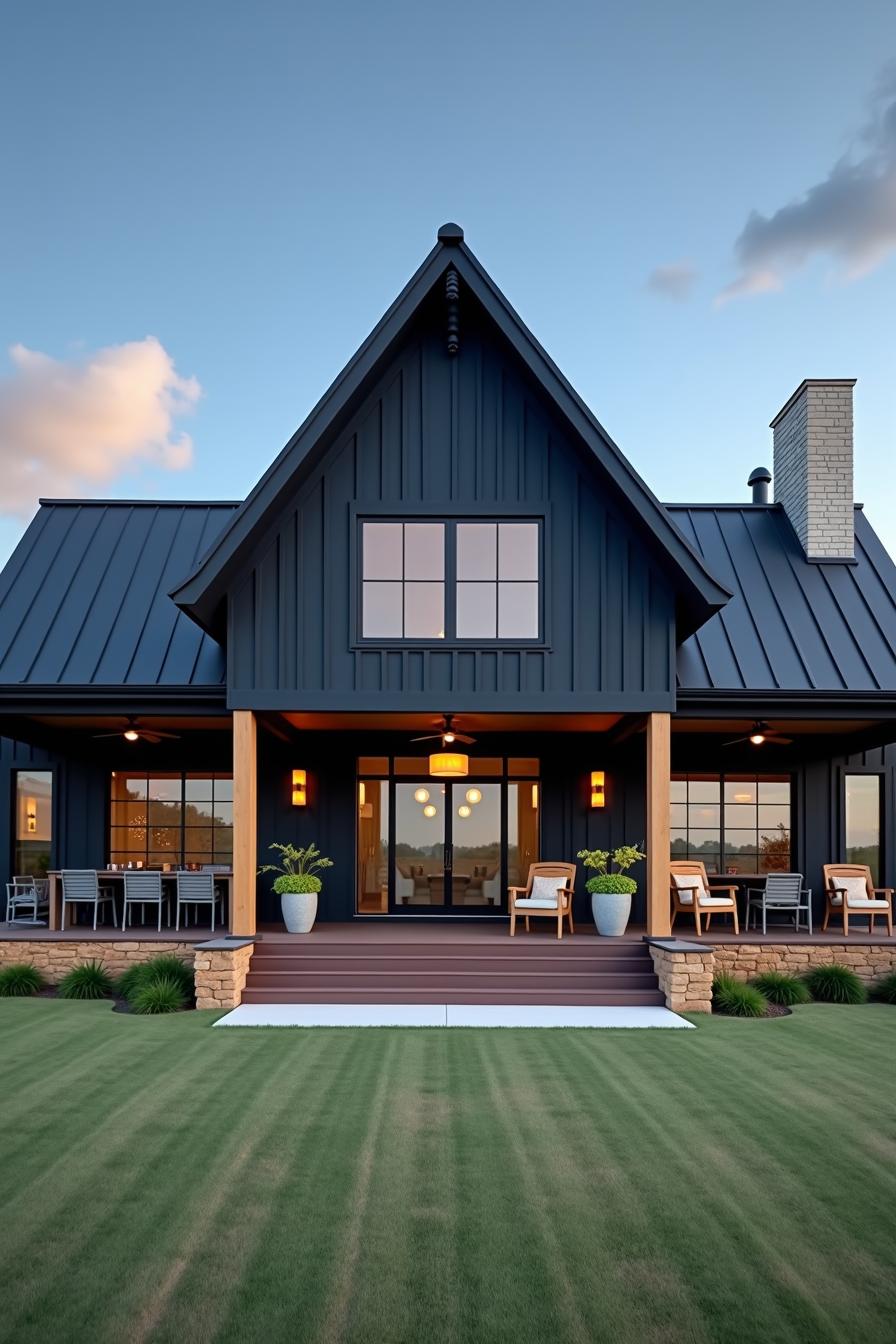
xmin=214 ymin=1003 xmax=694 ymax=1028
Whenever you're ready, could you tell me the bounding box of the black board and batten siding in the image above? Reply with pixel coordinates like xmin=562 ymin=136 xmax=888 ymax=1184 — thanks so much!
xmin=228 ymin=298 xmax=676 ymax=711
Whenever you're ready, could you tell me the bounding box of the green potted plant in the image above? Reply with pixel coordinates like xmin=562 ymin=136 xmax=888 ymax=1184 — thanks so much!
xmin=576 ymin=845 xmax=645 ymax=936
xmin=258 ymin=842 xmax=334 ymax=934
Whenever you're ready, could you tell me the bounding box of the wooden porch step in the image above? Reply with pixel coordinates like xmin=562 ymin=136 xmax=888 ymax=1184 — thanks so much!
xmin=250 ymin=952 xmax=653 ymax=974
xmin=240 ymin=987 xmax=667 ymax=1006
xmin=244 ymin=969 xmax=660 ymax=992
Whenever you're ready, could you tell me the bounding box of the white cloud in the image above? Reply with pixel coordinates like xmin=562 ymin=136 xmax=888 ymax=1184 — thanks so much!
xmin=0 ymin=337 xmax=201 ymax=518
xmin=719 ymin=68 xmax=896 ymax=301
xmin=646 ymin=261 xmax=698 ymax=300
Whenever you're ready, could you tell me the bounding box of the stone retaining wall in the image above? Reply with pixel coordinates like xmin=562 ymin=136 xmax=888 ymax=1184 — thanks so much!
xmin=193 ymin=942 xmax=254 ymax=1010
xmin=0 ymin=939 xmax=194 ymax=984
xmin=712 ymin=943 xmax=896 ymax=986
xmin=649 ymin=942 xmax=714 ymax=1013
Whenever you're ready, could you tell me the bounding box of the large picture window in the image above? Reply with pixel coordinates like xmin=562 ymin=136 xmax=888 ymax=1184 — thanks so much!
xmin=360 ymin=518 xmax=541 ymax=642
xmin=670 ymin=775 xmax=791 ymax=874
xmin=844 ymin=774 xmax=882 ymax=884
xmin=109 ymin=773 xmax=232 ymax=869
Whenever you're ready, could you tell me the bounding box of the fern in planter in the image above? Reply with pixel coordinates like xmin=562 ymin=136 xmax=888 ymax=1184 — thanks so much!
xmin=577 ymin=845 xmax=645 ymax=935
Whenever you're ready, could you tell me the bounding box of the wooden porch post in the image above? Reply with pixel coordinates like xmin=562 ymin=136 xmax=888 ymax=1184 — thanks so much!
xmin=646 ymin=711 xmax=671 ymax=937
xmin=232 ymin=710 xmax=257 ymax=937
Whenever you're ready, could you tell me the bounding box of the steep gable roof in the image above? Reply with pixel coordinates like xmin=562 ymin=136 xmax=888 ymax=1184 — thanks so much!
xmin=171 ymin=224 xmax=731 ymax=636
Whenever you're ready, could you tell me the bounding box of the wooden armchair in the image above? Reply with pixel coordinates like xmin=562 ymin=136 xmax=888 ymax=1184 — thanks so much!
xmin=670 ymin=861 xmax=739 ymax=936
xmin=822 ymin=864 xmax=893 ymax=935
xmin=508 ymin=862 xmax=577 ymax=940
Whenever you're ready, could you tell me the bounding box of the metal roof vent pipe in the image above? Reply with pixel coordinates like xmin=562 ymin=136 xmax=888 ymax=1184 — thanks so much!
xmin=748 ymin=467 xmax=772 ymax=504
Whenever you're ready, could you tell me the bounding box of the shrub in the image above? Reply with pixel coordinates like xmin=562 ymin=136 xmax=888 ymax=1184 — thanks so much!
xmin=804 ymin=963 xmax=867 ymax=1004
xmin=117 ymin=955 xmax=194 ymax=1004
xmin=871 ymin=971 xmax=896 ymax=1004
xmin=0 ymin=963 xmax=46 ymax=997
xmin=131 ymin=975 xmax=187 ymax=1015
xmin=58 ymin=960 xmax=114 ymax=1000
xmin=272 ymin=873 xmax=322 ymax=895
xmin=585 ymin=874 xmax=638 ymax=895
xmin=751 ymin=971 xmax=811 ymax=1006
xmin=712 ymin=972 xmax=769 ymax=1018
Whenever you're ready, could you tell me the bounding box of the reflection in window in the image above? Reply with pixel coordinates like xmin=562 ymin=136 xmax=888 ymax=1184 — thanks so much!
xmin=845 ymin=775 xmax=881 ymax=884
xmin=357 ymin=780 xmax=389 ymax=914
xmin=14 ymin=770 xmax=52 ymax=876
xmin=361 ymin=522 xmax=445 ymax=638
xmin=671 ymin=775 xmax=791 ymax=874
xmin=109 ymin=773 xmax=233 ymax=869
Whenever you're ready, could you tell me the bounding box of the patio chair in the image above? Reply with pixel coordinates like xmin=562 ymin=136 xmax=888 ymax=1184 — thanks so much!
xmin=122 ymin=870 xmax=169 ymax=932
xmin=745 ymin=873 xmax=812 ymax=935
xmin=176 ymin=871 xmax=222 ymax=932
xmin=61 ymin=870 xmax=117 ymax=931
xmin=822 ymin=864 xmax=893 ymax=936
xmin=508 ymin=862 xmax=577 ymax=939
xmin=6 ymin=876 xmax=49 ymax=924
xmin=670 ymin=861 xmax=739 ymax=936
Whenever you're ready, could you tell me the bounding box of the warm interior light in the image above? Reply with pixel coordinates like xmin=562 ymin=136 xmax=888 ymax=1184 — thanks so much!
xmin=124 ymin=729 xmax=140 ymax=742
xmin=26 ymin=797 xmax=37 ymax=833
xmin=423 ymin=803 xmax=437 ymax=818
xmin=414 ymin=787 xmax=431 ymax=804
xmin=531 ymin=783 xmax=539 ymax=810
xmin=358 ymin=782 xmax=366 ymax=807
xmin=443 ymin=732 xmax=456 ymax=744
xmin=733 ymin=792 xmax=752 ymax=803
xmin=429 ymin=752 xmax=469 ymax=778
xmin=465 ymin=787 xmax=482 ymax=805
xmin=590 ymin=770 xmax=606 ymax=808
xmin=457 ymin=804 xmax=472 ymax=818
xmin=749 ymin=732 xmax=765 ymax=746
xmin=292 ymin=769 xmax=307 ymax=806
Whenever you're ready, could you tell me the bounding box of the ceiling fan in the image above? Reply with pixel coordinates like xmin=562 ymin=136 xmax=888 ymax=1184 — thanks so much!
xmin=723 ymin=720 xmax=792 ymax=748
xmin=92 ymin=716 xmax=180 ymax=744
xmin=410 ymin=713 xmax=476 ymax=746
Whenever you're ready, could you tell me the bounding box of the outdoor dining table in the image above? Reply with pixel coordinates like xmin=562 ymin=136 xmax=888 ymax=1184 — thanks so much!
xmin=45 ymin=869 xmax=233 ymax=931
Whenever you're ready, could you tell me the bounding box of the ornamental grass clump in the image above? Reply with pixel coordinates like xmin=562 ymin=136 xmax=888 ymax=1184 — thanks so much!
xmin=117 ymin=955 xmax=194 ymax=1010
xmin=870 ymin=971 xmax=896 ymax=1004
xmin=805 ymin=963 xmax=867 ymax=1004
xmin=0 ymin=963 xmax=46 ymax=997
xmin=712 ymin=972 xmax=769 ymax=1018
xmin=751 ymin=971 xmax=812 ymax=1006
xmin=58 ymin=960 xmax=114 ymax=1000
xmin=131 ymin=975 xmax=187 ymax=1015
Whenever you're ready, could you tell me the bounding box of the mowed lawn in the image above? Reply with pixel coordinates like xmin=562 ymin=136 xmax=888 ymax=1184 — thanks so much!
xmin=1 ymin=1003 xmax=895 ymax=1344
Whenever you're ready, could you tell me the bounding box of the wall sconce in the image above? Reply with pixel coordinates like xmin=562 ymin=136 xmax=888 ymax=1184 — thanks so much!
xmin=26 ymin=798 xmax=37 ymax=833
xmin=291 ymin=769 xmax=307 ymax=807
xmin=590 ymin=771 xmax=606 ymax=808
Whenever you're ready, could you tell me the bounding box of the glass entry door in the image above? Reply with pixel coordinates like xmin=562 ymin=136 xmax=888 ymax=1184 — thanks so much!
xmin=393 ymin=780 xmax=505 ymax=912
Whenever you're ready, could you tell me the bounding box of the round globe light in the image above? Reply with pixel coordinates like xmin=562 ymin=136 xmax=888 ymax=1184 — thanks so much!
xmin=465 ymin=787 xmax=482 ymax=805
xmin=457 ymin=804 xmax=472 ymax=818
xmin=423 ymin=804 xmax=437 ymax=818
xmin=414 ymin=787 xmax=430 ymax=804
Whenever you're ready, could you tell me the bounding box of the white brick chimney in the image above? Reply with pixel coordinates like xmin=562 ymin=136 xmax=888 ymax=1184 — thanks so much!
xmin=770 ymin=379 xmax=856 ymax=561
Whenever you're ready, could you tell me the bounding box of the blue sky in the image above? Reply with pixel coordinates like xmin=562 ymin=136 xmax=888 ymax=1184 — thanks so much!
xmin=2 ymin=0 xmax=895 ymax=564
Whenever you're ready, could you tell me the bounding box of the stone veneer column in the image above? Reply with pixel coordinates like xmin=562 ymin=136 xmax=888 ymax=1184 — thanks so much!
xmin=771 ymin=378 xmax=856 ymax=560
xmin=649 ymin=940 xmax=715 ymax=1013
xmin=193 ymin=939 xmax=255 ymax=1010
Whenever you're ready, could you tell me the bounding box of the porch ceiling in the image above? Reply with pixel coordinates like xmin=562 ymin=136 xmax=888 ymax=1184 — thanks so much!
xmin=280 ymin=711 xmax=624 ymax=734
xmin=671 ymin=718 xmax=876 ymax=736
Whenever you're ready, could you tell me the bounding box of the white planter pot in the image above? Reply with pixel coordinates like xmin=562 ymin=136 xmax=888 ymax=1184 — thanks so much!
xmin=591 ymin=890 xmax=632 ymax=937
xmin=281 ymin=890 xmax=318 ymax=934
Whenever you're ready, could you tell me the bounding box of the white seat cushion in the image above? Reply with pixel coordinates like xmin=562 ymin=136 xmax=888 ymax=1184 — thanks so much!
xmin=673 ymin=873 xmax=706 ymax=905
xmin=829 ymin=876 xmax=869 ymax=907
xmin=696 ymin=895 xmax=734 ymax=907
xmin=844 ymin=899 xmax=890 ymax=910
xmin=515 ymin=898 xmax=560 ymax=910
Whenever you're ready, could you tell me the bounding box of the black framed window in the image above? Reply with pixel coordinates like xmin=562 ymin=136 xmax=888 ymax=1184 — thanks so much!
xmin=844 ymin=774 xmax=882 ymax=883
xmin=13 ymin=769 xmax=53 ymax=876
xmin=670 ymin=774 xmax=792 ymax=874
xmin=360 ymin=518 xmax=541 ymax=642
xmin=109 ymin=772 xmax=232 ymax=869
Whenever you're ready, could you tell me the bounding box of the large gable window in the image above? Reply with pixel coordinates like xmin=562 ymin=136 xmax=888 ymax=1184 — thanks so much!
xmin=670 ymin=774 xmax=792 ymax=875
xmin=360 ymin=518 xmax=541 ymax=642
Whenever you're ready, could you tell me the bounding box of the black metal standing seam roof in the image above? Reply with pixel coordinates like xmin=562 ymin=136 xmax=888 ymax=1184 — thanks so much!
xmin=0 ymin=502 xmax=236 ymax=688
xmin=669 ymin=504 xmax=896 ymax=693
